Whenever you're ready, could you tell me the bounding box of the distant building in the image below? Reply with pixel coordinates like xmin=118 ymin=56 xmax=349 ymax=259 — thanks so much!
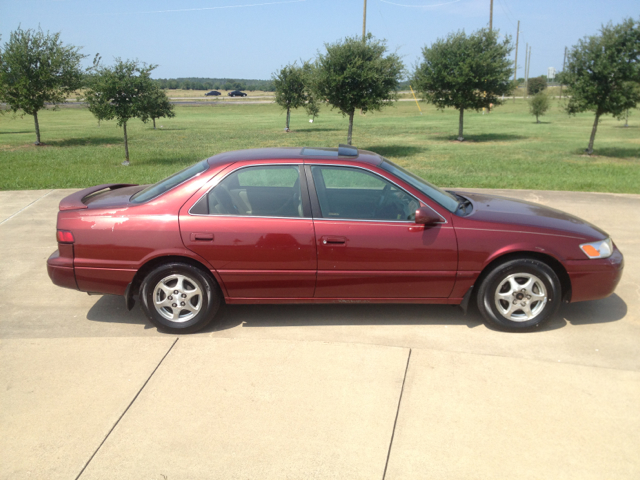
xmin=547 ymin=67 xmax=556 ymax=81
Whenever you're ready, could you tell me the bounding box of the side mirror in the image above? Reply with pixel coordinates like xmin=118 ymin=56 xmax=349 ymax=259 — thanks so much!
xmin=415 ymin=207 xmax=442 ymax=225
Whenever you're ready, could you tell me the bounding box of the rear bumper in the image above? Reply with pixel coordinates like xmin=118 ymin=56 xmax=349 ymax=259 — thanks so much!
xmin=47 ymin=249 xmax=78 ymax=290
xmin=566 ymin=247 xmax=624 ymax=303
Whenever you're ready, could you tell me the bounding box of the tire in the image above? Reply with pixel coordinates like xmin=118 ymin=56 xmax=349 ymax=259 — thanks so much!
xmin=476 ymin=258 xmax=561 ymax=332
xmin=140 ymin=262 xmax=222 ymax=334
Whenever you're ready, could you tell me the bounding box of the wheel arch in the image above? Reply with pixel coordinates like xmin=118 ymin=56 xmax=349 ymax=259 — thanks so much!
xmin=475 ymin=251 xmax=572 ymax=303
xmin=129 ymin=255 xmax=222 ymax=298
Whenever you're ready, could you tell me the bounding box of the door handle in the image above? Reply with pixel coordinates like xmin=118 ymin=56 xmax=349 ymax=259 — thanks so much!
xmin=321 ymin=236 xmax=347 ymax=246
xmin=190 ymin=233 xmax=214 ymax=241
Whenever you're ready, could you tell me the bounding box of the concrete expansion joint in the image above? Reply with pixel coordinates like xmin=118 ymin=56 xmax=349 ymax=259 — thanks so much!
xmin=0 ymin=190 xmax=54 ymax=226
xmin=383 ymin=348 xmax=411 ymax=480
xmin=74 ymin=337 xmax=179 ymax=480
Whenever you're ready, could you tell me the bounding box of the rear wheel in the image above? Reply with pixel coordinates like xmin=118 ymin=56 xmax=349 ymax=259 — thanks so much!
xmin=140 ymin=262 xmax=221 ymax=334
xmin=477 ymin=258 xmax=561 ymax=331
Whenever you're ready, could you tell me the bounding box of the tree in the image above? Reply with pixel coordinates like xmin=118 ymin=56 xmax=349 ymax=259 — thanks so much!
xmin=560 ymin=18 xmax=640 ymax=154
xmin=527 ymin=76 xmax=547 ymax=95
xmin=84 ymin=59 xmax=157 ymax=165
xmin=139 ymin=85 xmax=175 ymax=129
xmin=413 ymin=28 xmax=514 ymax=141
xmin=273 ymin=62 xmax=308 ymax=131
xmin=302 ymin=61 xmax=320 ymax=122
xmin=315 ymin=34 xmax=404 ymax=145
xmin=0 ymin=27 xmax=86 ymax=144
xmin=528 ymin=92 xmax=549 ymax=123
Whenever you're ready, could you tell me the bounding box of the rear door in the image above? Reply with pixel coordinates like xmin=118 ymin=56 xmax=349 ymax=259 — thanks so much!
xmin=307 ymin=164 xmax=458 ymax=299
xmin=180 ymin=163 xmax=317 ymax=298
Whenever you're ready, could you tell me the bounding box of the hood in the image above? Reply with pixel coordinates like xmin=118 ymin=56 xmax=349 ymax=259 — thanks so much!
xmin=83 ymin=185 xmax=147 ymax=209
xmin=456 ymin=191 xmax=608 ymax=240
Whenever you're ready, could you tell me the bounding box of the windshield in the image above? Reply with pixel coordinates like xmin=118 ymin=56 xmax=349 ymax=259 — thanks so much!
xmin=130 ymin=160 xmax=209 ymax=204
xmin=380 ymin=159 xmax=459 ymax=213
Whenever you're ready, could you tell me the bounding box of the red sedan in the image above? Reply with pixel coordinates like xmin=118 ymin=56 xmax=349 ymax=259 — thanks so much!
xmin=47 ymin=146 xmax=624 ymax=333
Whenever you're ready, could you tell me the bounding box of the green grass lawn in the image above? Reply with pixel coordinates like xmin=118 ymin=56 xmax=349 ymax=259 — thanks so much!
xmin=0 ymin=100 xmax=638 ymax=192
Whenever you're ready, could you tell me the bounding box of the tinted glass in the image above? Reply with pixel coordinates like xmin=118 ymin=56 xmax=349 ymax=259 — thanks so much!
xmin=311 ymin=166 xmax=420 ymax=221
xmin=380 ymin=159 xmax=458 ymax=213
xmin=131 ymin=160 xmax=209 ymax=204
xmin=197 ymin=165 xmax=303 ymax=218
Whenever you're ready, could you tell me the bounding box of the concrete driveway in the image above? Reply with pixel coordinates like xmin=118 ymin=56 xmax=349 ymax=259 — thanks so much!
xmin=1 ymin=188 xmax=639 ymax=480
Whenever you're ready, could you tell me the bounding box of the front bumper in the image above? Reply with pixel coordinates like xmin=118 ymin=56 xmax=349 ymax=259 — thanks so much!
xmin=565 ymin=246 xmax=624 ymax=303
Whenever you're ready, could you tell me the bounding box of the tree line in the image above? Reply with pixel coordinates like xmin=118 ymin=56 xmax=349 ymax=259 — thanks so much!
xmin=154 ymin=77 xmax=275 ymax=92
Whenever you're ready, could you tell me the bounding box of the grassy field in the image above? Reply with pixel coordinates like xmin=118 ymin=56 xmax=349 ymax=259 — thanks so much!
xmin=0 ymin=99 xmax=638 ymax=192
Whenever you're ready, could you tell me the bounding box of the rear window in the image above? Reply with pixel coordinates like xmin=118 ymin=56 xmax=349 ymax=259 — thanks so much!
xmin=130 ymin=160 xmax=209 ymax=204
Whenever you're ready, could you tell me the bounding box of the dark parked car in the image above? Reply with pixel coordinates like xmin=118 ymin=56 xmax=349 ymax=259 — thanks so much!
xmin=228 ymin=90 xmax=247 ymax=97
xmin=205 ymin=91 xmax=221 ymax=96
xmin=48 ymin=146 xmax=623 ymax=334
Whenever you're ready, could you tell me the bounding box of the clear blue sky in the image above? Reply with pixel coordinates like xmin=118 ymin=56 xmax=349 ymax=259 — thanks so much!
xmin=1 ymin=0 xmax=637 ymax=80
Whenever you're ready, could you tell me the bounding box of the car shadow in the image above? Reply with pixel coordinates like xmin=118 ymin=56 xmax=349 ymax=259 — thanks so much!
xmin=86 ymin=294 xmax=152 ymax=328
xmin=85 ymin=293 xmax=628 ymax=334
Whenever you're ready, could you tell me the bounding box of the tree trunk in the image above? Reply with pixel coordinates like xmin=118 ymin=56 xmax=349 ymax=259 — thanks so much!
xmin=347 ymin=111 xmax=355 ymax=145
xmin=34 ymin=111 xmax=41 ymax=145
xmin=153 ymin=118 xmax=156 ymax=129
xmin=286 ymin=108 xmax=290 ymax=131
xmin=586 ymin=112 xmax=600 ymax=155
xmin=457 ymin=108 xmax=464 ymax=141
xmin=624 ymin=109 xmax=629 ymax=127
xmin=536 ymin=114 xmax=539 ymax=124
xmin=122 ymin=121 xmax=130 ymax=166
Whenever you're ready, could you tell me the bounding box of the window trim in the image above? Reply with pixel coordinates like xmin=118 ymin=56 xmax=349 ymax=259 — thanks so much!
xmin=304 ymin=164 xmax=447 ymax=224
xmin=188 ymin=163 xmax=312 ymax=219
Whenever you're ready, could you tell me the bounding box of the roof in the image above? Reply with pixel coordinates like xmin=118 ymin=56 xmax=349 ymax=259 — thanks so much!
xmin=207 ymin=147 xmax=384 ymax=168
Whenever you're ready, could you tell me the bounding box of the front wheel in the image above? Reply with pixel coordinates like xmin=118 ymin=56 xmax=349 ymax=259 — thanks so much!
xmin=140 ymin=262 xmax=222 ymax=334
xmin=477 ymin=258 xmax=561 ymax=332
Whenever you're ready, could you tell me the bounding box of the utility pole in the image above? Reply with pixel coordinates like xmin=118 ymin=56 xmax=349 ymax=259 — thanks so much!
xmin=363 ymin=0 xmax=367 ymax=40
xmin=524 ymin=42 xmax=528 ymax=98
xmin=513 ymin=20 xmax=519 ymax=102
xmin=560 ymin=46 xmax=567 ymax=98
xmin=526 ymin=46 xmax=532 ymax=96
xmin=489 ymin=0 xmax=494 ymax=31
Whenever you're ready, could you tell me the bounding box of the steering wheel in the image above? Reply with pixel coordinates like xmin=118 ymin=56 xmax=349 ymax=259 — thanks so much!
xmin=374 ymin=184 xmax=392 ymax=216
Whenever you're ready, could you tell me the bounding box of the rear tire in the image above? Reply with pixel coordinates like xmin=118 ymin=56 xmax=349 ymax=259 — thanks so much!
xmin=477 ymin=258 xmax=561 ymax=332
xmin=140 ymin=262 xmax=221 ymax=334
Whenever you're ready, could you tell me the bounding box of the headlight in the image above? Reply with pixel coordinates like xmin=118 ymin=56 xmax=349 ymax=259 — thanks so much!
xmin=580 ymin=237 xmax=613 ymax=259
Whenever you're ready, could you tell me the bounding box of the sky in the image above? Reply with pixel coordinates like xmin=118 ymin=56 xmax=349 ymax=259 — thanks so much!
xmin=1 ymin=0 xmax=638 ymax=81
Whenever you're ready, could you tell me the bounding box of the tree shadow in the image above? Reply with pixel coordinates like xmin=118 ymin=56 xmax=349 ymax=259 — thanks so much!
xmin=47 ymin=137 xmax=123 ymax=147
xmin=361 ymin=145 xmax=428 ymax=157
xmin=588 ymin=147 xmax=640 ymax=159
xmin=435 ymin=133 xmax=528 ymax=143
xmin=0 ymin=131 xmax=33 ymax=135
xmin=294 ymin=127 xmax=342 ymax=133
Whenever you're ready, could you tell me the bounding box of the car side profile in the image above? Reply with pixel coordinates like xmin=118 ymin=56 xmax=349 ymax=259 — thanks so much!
xmin=47 ymin=146 xmax=624 ymax=334
xmin=227 ymin=90 xmax=247 ymax=97
xmin=205 ymin=90 xmax=221 ymax=96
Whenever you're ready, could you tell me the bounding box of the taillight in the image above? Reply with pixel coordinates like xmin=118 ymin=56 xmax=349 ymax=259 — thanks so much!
xmin=57 ymin=230 xmax=75 ymax=243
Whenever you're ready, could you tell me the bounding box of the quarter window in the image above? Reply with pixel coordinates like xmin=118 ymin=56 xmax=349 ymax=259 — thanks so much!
xmin=311 ymin=166 xmax=420 ymax=221
xmin=193 ymin=165 xmax=304 ymax=218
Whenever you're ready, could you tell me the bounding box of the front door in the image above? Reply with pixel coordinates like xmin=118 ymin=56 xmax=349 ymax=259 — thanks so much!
xmin=180 ymin=164 xmax=317 ymax=298
xmin=308 ymin=165 xmax=457 ymax=299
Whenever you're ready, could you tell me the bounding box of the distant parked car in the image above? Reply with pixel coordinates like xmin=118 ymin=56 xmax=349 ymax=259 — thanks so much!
xmin=205 ymin=91 xmax=221 ymax=96
xmin=228 ymin=90 xmax=247 ymax=97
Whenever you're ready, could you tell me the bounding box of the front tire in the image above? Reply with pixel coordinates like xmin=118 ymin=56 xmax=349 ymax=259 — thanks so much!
xmin=477 ymin=258 xmax=561 ymax=332
xmin=140 ymin=262 xmax=221 ymax=334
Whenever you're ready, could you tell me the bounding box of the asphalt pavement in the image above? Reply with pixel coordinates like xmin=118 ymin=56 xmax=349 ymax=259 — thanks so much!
xmin=1 ymin=188 xmax=639 ymax=480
